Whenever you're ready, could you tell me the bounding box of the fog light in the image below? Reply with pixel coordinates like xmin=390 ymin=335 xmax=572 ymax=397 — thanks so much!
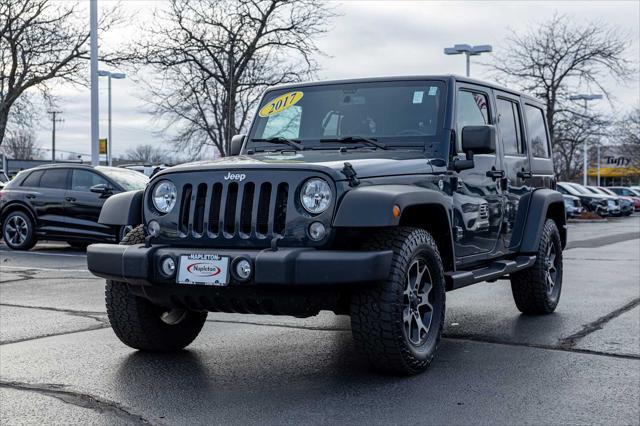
xmin=160 ymin=257 xmax=176 ymax=277
xmin=308 ymin=221 xmax=326 ymax=241
xmin=234 ymin=258 xmax=252 ymax=282
xmin=148 ymin=220 xmax=160 ymax=237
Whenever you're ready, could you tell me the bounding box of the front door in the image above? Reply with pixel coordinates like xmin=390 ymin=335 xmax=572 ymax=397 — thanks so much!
xmin=64 ymin=169 xmax=115 ymax=239
xmin=452 ymin=85 xmax=504 ymax=261
xmin=493 ymin=91 xmax=532 ymax=252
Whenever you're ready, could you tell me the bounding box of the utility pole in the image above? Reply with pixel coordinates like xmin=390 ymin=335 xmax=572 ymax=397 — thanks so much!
xmin=48 ymin=111 xmax=63 ymax=162
xmin=90 ymin=0 xmax=99 ymax=166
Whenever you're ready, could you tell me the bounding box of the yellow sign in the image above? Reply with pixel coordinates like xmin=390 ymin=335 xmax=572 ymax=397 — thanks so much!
xmin=99 ymin=138 xmax=107 ymax=155
xmin=258 ymin=91 xmax=303 ymax=117
xmin=588 ymin=167 xmax=640 ymax=177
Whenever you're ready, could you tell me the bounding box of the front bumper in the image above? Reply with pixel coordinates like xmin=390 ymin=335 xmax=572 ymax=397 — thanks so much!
xmin=86 ymin=243 xmax=393 ymax=287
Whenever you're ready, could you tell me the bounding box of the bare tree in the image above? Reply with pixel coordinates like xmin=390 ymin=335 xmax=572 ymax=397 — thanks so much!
xmin=553 ymin=110 xmax=609 ymax=181
xmin=1 ymin=127 xmax=41 ymax=159
xmin=0 ymin=0 xmax=118 ymax=145
xmin=133 ymin=0 xmax=335 ymax=157
xmin=611 ymin=107 xmax=640 ymax=169
xmin=489 ymin=14 xmax=634 ymax=172
xmin=125 ymin=144 xmax=167 ymax=164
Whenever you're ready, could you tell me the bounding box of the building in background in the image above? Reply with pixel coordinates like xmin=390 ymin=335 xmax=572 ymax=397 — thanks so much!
xmin=588 ymin=146 xmax=640 ymax=186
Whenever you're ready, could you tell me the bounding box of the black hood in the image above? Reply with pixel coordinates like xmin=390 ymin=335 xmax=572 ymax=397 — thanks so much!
xmin=156 ymin=149 xmax=437 ymax=181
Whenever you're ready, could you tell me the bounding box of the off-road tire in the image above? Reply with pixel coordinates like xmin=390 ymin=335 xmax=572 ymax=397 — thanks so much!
xmin=105 ymin=225 xmax=207 ymax=352
xmin=510 ymin=219 xmax=563 ymax=315
xmin=2 ymin=210 xmax=37 ymax=251
xmin=350 ymin=227 xmax=446 ymax=375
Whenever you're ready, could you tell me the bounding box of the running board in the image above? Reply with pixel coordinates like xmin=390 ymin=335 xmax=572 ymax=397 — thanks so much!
xmin=446 ymin=255 xmax=537 ymax=290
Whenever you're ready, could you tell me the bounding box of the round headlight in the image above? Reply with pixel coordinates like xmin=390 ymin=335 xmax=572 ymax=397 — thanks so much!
xmin=300 ymin=178 xmax=332 ymax=214
xmin=152 ymin=180 xmax=177 ymax=214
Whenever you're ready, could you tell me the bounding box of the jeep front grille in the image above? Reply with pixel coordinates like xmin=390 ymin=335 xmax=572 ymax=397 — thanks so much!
xmin=178 ymin=181 xmax=289 ymax=240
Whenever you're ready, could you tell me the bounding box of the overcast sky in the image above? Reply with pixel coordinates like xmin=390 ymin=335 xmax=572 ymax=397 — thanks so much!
xmin=32 ymin=0 xmax=640 ymax=160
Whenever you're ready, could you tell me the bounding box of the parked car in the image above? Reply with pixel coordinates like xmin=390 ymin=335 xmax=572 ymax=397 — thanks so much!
xmin=607 ymin=187 xmax=640 ymax=211
xmin=87 ymin=75 xmax=566 ymax=375
xmin=557 ymin=182 xmax=609 ymax=216
xmin=562 ymin=194 xmax=583 ymax=218
xmin=594 ymin=187 xmax=634 ymax=215
xmin=0 ymin=170 xmax=9 ymax=189
xmin=581 ymin=186 xmax=624 ymax=216
xmin=0 ymin=164 xmax=148 ymax=250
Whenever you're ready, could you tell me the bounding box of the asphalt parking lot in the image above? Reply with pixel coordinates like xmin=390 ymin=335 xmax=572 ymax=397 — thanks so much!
xmin=1 ymin=216 xmax=639 ymax=425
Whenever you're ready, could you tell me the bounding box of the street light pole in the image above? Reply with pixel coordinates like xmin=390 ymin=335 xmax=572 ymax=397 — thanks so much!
xmin=90 ymin=0 xmax=99 ymax=166
xmin=444 ymin=44 xmax=493 ymax=77
xmin=569 ymin=94 xmax=603 ymax=186
xmin=98 ymin=70 xmax=126 ymax=166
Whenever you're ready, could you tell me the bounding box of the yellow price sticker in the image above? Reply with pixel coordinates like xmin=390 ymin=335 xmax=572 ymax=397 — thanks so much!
xmin=258 ymin=91 xmax=304 ymax=117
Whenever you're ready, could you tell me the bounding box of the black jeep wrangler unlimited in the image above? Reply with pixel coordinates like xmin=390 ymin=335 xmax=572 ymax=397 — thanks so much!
xmin=87 ymin=76 xmax=566 ymax=375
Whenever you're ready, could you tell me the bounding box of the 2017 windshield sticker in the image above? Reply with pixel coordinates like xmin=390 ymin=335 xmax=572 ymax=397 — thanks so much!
xmin=259 ymin=91 xmax=304 ymax=117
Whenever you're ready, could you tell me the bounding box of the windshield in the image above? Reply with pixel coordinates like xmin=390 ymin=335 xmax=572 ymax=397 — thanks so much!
xmin=567 ymin=183 xmax=593 ymax=195
xmin=248 ymin=80 xmax=446 ymax=151
xmin=98 ymin=167 xmax=149 ymax=191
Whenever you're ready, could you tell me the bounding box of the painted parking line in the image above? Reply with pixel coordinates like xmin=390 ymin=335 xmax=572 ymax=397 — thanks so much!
xmin=0 ymin=265 xmax=89 ymax=273
xmin=0 ymin=250 xmax=86 ymax=258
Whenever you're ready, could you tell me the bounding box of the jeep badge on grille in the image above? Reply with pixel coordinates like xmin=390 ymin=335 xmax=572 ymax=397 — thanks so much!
xmin=224 ymin=172 xmax=246 ymax=181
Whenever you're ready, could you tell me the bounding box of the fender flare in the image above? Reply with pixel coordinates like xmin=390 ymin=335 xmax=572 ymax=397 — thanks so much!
xmin=98 ymin=190 xmax=144 ymax=226
xmin=332 ymin=185 xmax=452 ymax=228
xmin=515 ymin=188 xmax=566 ymax=253
xmin=0 ymin=201 xmax=37 ymax=224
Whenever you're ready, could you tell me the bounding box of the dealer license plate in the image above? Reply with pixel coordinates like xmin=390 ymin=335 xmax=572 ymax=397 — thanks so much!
xmin=177 ymin=254 xmax=229 ymax=286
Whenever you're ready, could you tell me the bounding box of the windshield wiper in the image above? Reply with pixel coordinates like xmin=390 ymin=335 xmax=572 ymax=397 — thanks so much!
xmin=320 ymin=135 xmax=388 ymax=150
xmin=251 ymin=137 xmax=304 ymax=151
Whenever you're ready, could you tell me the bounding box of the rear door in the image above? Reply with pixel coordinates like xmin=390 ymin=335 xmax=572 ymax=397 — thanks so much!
xmin=64 ymin=168 xmax=116 ymax=239
xmin=30 ymin=168 xmax=70 ymax=232
xmin=452 ymin=83 xmax=504 ymax=261
xmin=493 ymin=91 xmax=532 ymax=251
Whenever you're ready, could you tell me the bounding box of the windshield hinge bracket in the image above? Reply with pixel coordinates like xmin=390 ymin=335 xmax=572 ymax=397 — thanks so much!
xmin=342 ymin=162 xmax=360 ymax=187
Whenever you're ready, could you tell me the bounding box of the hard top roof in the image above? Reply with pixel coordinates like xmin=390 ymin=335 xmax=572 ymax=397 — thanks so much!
xmin=266 ymin=74 xmax=543 ymax=107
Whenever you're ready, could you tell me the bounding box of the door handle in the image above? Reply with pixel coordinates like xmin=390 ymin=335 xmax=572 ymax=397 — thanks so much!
xmin=485 ymin=169 xmax=505 ymax=180
xmin=65 ymin=197 xmax=76 ymax=202
xmin=517 ymin=170 xmax=533 ymax=179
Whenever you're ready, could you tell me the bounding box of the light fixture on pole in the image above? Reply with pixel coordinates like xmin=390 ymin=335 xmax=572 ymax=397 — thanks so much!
xmin=444 ymin=44 xmax=492 ymax=77
xmin=569 ymin=94 xmax=603 ymax=186
xmin=98 ymin=70 xmax=126 ymax=166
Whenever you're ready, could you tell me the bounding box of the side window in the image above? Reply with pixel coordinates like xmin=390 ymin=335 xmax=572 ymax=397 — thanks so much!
xmin=39 ymin=169 xmax=69 ymax=190
xmin=71 ymin=170 xmax=109 ymax=192
xmin=262 ymin=106 xmax=301 ymax=139
xmin=456 ymin=90 xmax=490 ymax=150
xmin=21 ymin=170 xmax=44 ymax=187
xmin=496 ymin=98 xmax=524 ymax=155
xmin=524 ymin=104 xmax=550 ymax=158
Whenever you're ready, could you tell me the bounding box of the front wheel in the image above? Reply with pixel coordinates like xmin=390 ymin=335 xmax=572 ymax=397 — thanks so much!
xmin=510 ymin=218 xmax=563 ymax=314
xmin=106 ymin=225 xmax=207 ymax=351
xmin=350 ymin=227 xmax=446 ymax=375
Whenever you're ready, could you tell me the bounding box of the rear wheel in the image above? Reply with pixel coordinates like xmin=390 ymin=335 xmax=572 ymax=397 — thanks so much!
xmin=2 ymin=211 xmax=36 ymax=251
xmin=350 ymin=227 xmax=446 ymax=375
xmin=105 ymin=225 xmax=207 ymax=352
xmin=510 ymin=219 xmax=563 ymax=314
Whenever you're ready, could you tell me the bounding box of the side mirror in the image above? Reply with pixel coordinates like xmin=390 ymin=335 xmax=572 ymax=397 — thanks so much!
xmin=229 ymin=134 xmax=246 ymax=156
xmin=90 ymin=183 xmax=112 ymax=195
xmin=461 ymin=125 xmax=496 ymax=155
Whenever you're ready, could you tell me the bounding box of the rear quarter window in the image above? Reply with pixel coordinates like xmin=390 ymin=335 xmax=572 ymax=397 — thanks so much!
xmin=20 ymin=170 xmax=44 ymax=187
